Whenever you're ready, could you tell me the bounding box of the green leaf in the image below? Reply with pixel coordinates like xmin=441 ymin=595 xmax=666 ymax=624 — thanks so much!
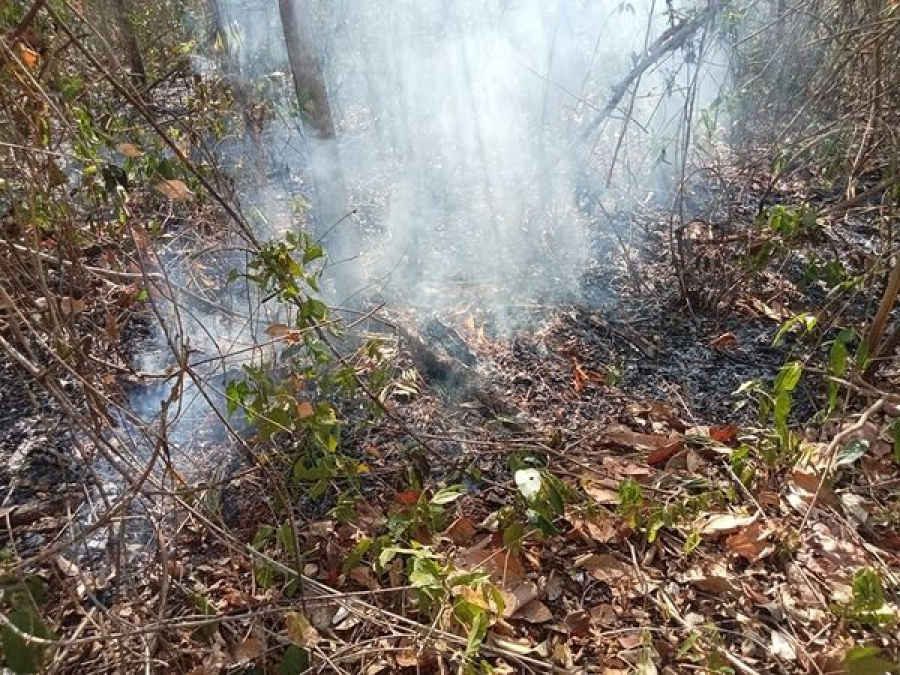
xmin=1 ymin=625 xmax=38 ymax=674
xmin=774 ymin=391 xmax=792 ymax=428
xmin=773 ymin=313 xmax=817 ymax=345
xmin=852 ymin=568 xmax=885 ymax=612
xmin=303 ymin=243 xmax=325 ymax=264
xmin=836 ymin=439 xmax=870 ymax=468
xmin=278 ymin=645 xmax=310 ymax=675
xmin=430 ymin=485 xmax=464 ymax=506
xmin=843 ymin=647 xmax=899 ymax=675
xmin=889 ymin=420 xmax=900 ymax=465
xmin=1 ymin=607 xmax=50 ymax=674
xmin=774 ymin=361 xmax=802 ymax=395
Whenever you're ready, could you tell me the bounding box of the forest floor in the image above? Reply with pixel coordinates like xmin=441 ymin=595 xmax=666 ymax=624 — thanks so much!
xmin=1 ymin=172 xmax=899 ymax=674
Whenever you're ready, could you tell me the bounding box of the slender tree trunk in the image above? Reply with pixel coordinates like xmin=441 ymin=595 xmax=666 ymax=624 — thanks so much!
xmin=277 ymin=0 xmax=356 ymax=302
xmin=277 ymin=0 xmax=335 ymax=138
xmin=111 ymin=0 xmax=146 ymax=88
xmin=206 ymin=0 xmax=229 ymax=55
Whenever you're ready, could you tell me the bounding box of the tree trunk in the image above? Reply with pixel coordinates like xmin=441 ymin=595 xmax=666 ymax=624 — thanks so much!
xmin=277 ymin=0 xmax=335 ymax=138
xmin=277 ymin=0 xmax=358 ymax=301
xmin=111 ymin=0 xmax=146 ymax=88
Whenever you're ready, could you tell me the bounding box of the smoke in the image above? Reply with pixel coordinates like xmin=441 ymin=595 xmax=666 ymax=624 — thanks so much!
xmin=215 ymin=0 xmax=726 ymax=314
xmin=121 ymin=0 xmax=727 ymax=465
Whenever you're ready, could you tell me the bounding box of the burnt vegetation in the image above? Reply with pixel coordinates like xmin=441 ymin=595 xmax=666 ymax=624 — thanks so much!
xmin=0 ymin=0 xmax=899 ymax=673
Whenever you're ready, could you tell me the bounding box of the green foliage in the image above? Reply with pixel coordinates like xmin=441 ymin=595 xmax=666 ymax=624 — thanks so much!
xmin=826 ymin=329 xmax=854 ymax=413
xmin=512 ymin=468 xmax=567 ymax=534
xmin=617 ymin=478 xmax=730 ymax=546
xmin=843 ymin=647 xmax=900 ymax=675
xmin=832 ymin=568 xmax=897 ymax=627
xmin=0 ymin=576 xmax=53 ymax=674
xmin=377 ymin=543 xmax=499 ymax=657
xmin=745 ymin=205 xmax=820 ymax=270
xmin=617 ymin=478 xmax=645 ymax=529
xmin=735 ymin=360 xmax=803 ymax=464
xmin=764 ymin=204 xmax=819 ymax=242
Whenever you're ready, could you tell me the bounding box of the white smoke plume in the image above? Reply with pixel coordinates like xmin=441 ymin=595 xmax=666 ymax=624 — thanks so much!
xmin=216 ymin=0 xmax=726 ymax=312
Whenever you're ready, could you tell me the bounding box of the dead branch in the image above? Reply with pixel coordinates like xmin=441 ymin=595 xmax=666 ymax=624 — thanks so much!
xmin=580 ymin=7 xmax=716 ymax=140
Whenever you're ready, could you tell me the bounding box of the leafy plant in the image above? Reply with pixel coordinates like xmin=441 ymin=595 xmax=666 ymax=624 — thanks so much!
xmin=513 ymin=466 xmax=576 ymax=535
xmin=735 ymin=360 xmax=803 ymax=464
xmin=0 ymin=575 xmax=53 ymax=674
xmin=833 ymin=568 xmax=897 ymax=627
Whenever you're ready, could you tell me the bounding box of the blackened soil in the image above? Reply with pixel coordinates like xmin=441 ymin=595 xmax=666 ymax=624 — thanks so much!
xmin=0 ymin=355 xmax=88 ymax=505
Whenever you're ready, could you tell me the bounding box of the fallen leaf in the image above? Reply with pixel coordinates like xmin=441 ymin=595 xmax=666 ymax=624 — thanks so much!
xmin=233 ymin=634 xmax=265 ymax=665
xmin=285 ymin=611 xmax=320 ymax=647
xmin=607 ymin=425 xmax=683 ymax=455
xmin=725 ymin=520 xmax=776 ymax=562
xmin=514 ymin=599 xmax=553 ymax=624
xmin=575 ymin=553 xmax=630 ymax=581
xmin=696 ymin=512 xmax=758 ymax=538
xmin=500 ymin=581 xmax=539 ymax=618
xmin=444 ymin=516 xmax=478 ymax=545
xmin=464 ymin=546 xmax=526 ymax=585
xmin=265 ymin=323 xmax=292 ymax=337
xmin=19 ymin=45 xmax=40 ymax=70
xmin=646 ymin=438 xmax=684 ymax=465
xmin=789 ymin=470 xmax=841 ymax=510
xmin=710 ymin=424 xmax=739 ymax=443
xmin=564 ymin=610 xmax=592 ymax=637
xmin=155 ymin=179 xmax=193 ymax=201
xmin=296 ymin=400 xmax=315 ymax=419
xmin=770 ymin=630 xmax=797 ymax=661
xmin=583 ymin=515 xmax=619 ymax=544
xmin=349 ymin=565 xmax=380 ymax=590
xmin=584 ymin=483 xmax=621 ymax=504
xmin=116 ymin=142 xmax=143 ymax=158
xmin=397 ymin=490 xmax=420 ymax=506
xmin=709 ymin=332 xmax=738 ymax=350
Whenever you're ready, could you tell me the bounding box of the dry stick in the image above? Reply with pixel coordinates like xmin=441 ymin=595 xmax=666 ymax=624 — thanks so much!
xmin=579 ymin=7 xmax=714 ymax=141
xmin=799 ymin=396 xmax=886 ymax=532
xmin=862 ymin=252 xmax=900 ymax=379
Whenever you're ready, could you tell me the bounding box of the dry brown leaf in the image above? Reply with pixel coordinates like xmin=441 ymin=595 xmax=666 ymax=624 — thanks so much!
xmin=265 ymin=323 xmax=292 ymax=337
xmin=696 ymin=512 xmax=758 ymax=538
xmin=232 ymin=634 xmax=265 ymax=665
xmin=514 ymin=599 xmax=553 ymax=624
xmin=19 ymin=45 xmax=40 ymax=70
xmin=607 ymin=424 xmax=682 ymax=452
xmin=583 ymin=515 xmax=619 ymax=544
xmin=116 ymin=142 xmax=143 ymax=158
xmin=725 ymin=520 xmax=776 ymax=562
xmin=646 ymin=438 xmax=684 ymax=466
xmin=500 ymin=581 xmax=539 ymax=618
xmin=710 ymin=424 xmax=739 ymax=443
xmin=155 ymin=179 xmax=193 ymax=201
xmin=463 ymin=545 xmax=526 ymax=584
xmin=296 ymin=400 xmax=315 ymax=419
xmin=584 ymin=482 xmax=621 ymax=504
xmin=575 ymin=553 xmax=630 ymax=581
xmin=564 ymin=610 xmax=591 ymax=636
xmin=349 ymin=565 xmax=380 ymax=590
xmin=709 ymin=332 xmax=738 ymax=350
xmin=285 ymin=611 xmax=320 ymax=647
xmin=789 ymin=469 xmax=841 ymax=510
xmin=444 ymin=515 xmax=478 ymax=545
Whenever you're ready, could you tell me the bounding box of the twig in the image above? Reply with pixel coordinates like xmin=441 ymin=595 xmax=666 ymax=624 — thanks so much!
xmin=799 ymin=397 xmax=886 ymax=531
